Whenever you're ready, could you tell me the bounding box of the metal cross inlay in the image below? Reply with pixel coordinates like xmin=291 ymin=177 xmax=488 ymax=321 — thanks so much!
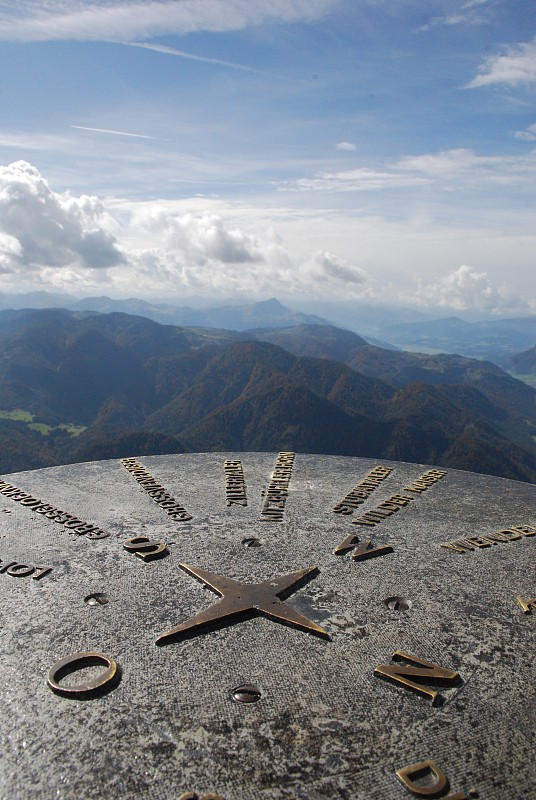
xmin=155 ymin=563 xmax=331 ymax=645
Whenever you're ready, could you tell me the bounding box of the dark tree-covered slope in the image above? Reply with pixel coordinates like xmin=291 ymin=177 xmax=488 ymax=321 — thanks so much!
xmin=254 ymin=324 xmax=536 ymax=453
xmin=0 ymin=309 xmax=535 ymax=482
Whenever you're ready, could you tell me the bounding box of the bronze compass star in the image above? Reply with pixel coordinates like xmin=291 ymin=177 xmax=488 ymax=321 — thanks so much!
xmin=155 ymin=563 xmax=331 ymax=645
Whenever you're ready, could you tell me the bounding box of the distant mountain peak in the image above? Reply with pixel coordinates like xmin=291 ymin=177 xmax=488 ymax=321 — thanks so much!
xmin=251 ymin=298 xmax=286 ymax=311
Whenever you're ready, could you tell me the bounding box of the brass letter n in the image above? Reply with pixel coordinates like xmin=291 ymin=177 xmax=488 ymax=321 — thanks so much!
xmin=375 ymin=650 xmax=461 ymax=706
xmin=396 ymin=759 xmax=468 ymax=798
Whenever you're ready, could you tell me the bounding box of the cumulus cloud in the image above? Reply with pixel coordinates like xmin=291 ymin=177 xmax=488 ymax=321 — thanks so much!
xmin=133 ymin=208 xmax=265 ymax=265
xmin=336 ymin=142 xmax=357 ymax=151
xmin=0 ymin=0 xmax=335 ymax=42
xmin=0 ymin=161 xmax=374 ymax=300
xmin=414 ymin=265 xmax=527 ymax=314
xmin=5 ymin=162 xmax=532 ymax=313
xmin=0 ymin=161 xmax=125 ymax=273
xmin=467 ymin=35 xmax=536 ymax=88
xmin=126 ymin=215 xmax=372 ymax=299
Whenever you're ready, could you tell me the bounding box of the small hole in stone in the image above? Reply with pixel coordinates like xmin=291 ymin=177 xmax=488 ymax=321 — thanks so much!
xmin=384 ymin=596 xmax=412 ymax=611
xmin=241 ymin=537 xmax=261 ymax=547
xmin=84 ymin=593 xmax=109 ymax=606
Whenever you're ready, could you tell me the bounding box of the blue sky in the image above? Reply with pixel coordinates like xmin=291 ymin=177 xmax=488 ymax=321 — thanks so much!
xmin=0 ymin=0 xmax=535 ymax=314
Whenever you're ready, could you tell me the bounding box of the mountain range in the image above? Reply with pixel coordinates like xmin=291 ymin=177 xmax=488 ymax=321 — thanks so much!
xmin=0 ymin=292 xmax=331 ymax=331
xmin=378 ymin=315 xmax=536 ymax=365
xmin=0 ymin=308 xmax=535 ymax=483
xmin=2 ymin=292 xmax=536 ymax=367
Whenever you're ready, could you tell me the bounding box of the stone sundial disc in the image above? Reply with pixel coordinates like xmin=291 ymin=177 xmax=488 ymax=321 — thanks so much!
xmin=0 ymin=452 xmax=534 ymax=799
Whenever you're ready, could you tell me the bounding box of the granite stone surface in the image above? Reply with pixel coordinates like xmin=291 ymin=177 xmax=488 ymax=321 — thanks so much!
xmin=0 ymin=452 xmax=534 ymax=799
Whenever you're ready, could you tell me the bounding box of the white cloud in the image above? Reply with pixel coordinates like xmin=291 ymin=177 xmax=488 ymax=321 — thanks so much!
xmin=0 ymin=131 xmax=73 ymax=151
xmin=395 ymin=148 xmax=485 ymax=176
xmin=2 ymin=161 xmax=534 ymax=313
xmin=133 ymin=208 xmax=264 ymax=265
xmin=414 ymin=265 xmax=528 ymax=314
xmin=283 ymin=167 xmax=429 ymax=192
xmin=336 ymin=141 xmax=356 ymax=151
xmin=125 ymin=210 xmax=373 ymax=299
xmin=108 ymin=194 xmax=536 ymax=312
xmin=0 ymin=160 xmax=125 ymax=273
xmin=0 ymin=0 xmax=336 ymax=42
xmin=467 ymin=35 xmax=536 ymax=88
xmin=514 ymin=123 xmax=536 ymax=142
xmin=417 ymin=0 xmax=492 ymax=32
xmin=307 ymin=251 xmax=369 ymax=285
xmin=0 ymin=160 xmax=374 ymax=300
xmin=282 ymin=147 xmax=536 ymax=193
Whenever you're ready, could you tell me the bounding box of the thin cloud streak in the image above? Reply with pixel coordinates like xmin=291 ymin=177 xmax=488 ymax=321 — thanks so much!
xmin=122 ymin=41 xmax=264 ymax=75
xmin=71 ymin=125 xmax=156 ymax=139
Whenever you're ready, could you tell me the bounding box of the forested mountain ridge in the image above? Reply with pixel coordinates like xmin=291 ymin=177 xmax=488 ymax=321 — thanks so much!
xmin=0 ymin=309 xmax=535 ymax=483
xmin=253 ymin=324 xmax=536 ymax=450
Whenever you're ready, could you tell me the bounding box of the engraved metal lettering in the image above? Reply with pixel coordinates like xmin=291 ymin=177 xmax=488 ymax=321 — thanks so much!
xmin=334 ymin=533 xmax=393 ymax=561
xmin=155 ymin=563 xmax=330 ymax=645
xmin=351 ymin=540 xmax=393 ymax=561
xmin=85 ymin=528 xmax=110 ymax=540
xmin=512 ymin=524 xmax=536 ymax=536
xmin=396 ymin=759 xmax=468 ymax=798
xmin=404 ymin=469 xmax=448 ymax=495
xmin=496 ymin=528 xmax=522 ymax=540
xmin=32 ymin=566 xmax=52 ymax=581
xmin=121 ymin=458 xmax=192 ymax=521
xmin=483 ymin=532 xmax=511 ymax=543
xmin=6 ymin=563 xmax=34 ymax=577
xmin=0 ymin=481 xmax=109 ymax=539
xmin=464 ymin=536 xmax=492 ymax=548
xmin=224 ymin=459 xmax=247 ymax=506
xmin=123 ymin=536 xmax=168 ymax=562
xmin=441 ymin=524 xmax=536 ymax=554
xmin=517 ymin=596 xmax=536 ymax=613
xmin=0 ymin=558 xmax=51 ymax=580
xmin=440 ymin=540 xmax=475 ymax=553
xmin=352 ymin=493 xmax=415 ymax=527
xmin=331 ymin=465 xmax=393 ymax=515
xmin=375 ymin=650 xmax=461 ymax=705
xmin=348 ymin=471 xmax=447 ymax=527
xmin=47 ymin=651 xmax=120 ymax=699
xmin=259 ymin=452 xmax=295 ymax=521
